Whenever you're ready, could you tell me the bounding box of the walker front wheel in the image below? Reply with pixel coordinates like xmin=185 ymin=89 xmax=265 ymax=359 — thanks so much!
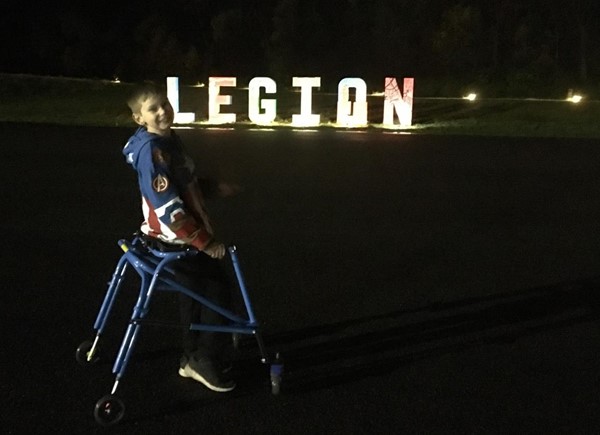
xmin=94 ymin=394 xmax=125 ymax=426
xmin=76 ymin=341 xmax=99 ymax=365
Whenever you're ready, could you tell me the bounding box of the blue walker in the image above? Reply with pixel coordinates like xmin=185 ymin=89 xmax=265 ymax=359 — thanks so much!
xmin=76 ymin=235 xmax=282 ymax=426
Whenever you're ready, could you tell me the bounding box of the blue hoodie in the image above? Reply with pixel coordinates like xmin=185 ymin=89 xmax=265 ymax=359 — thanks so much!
xmin=122 ymin=127 xmax=213 ymax=249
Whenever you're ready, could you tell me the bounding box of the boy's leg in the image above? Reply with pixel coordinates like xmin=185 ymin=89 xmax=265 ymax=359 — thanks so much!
xmin=178 ymin=279 xmax=232 ymax=358
xmin=176 ymin=255 xmax=235 ymax=392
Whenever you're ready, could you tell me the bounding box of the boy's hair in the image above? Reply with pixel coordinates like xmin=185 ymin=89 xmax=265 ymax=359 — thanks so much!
xmin=127 ymin=82 xmax=167 ymax=114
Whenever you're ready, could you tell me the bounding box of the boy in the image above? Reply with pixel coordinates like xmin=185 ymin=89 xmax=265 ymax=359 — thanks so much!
xmin=123 ymin=82 xmax=236 ymax=392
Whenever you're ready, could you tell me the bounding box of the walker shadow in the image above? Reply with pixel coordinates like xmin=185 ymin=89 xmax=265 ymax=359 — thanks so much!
xmin=95 ymin=275 xmax=600 ymax=424
xmin=255 ymin=276 xmax=600 ymax=394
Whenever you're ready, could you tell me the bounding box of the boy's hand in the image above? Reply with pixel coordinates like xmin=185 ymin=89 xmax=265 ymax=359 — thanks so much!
xmin=203 ymin=241 xmax=226 ymax=259
xmin=217 ymin=181 xmax=242 ymax=197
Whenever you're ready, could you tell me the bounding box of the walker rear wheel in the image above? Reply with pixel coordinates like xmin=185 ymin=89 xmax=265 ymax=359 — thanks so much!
xmin=76 ymin=341 xmax=99 ymax=365
xmin=94 ymin=394 xmax=125 ymax=426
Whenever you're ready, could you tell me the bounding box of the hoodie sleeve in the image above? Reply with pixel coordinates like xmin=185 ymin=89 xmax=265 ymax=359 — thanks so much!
xmin=136 ymin=139 xmax=213 ymax=250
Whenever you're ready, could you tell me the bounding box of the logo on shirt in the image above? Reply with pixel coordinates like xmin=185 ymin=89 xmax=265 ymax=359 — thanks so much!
xmin=152 ymin=174 xmax=169 ymax=192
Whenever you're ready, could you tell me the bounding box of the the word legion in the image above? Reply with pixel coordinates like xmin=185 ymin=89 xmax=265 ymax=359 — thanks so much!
xmin=166 ymin=76 xmax=414 ymax=129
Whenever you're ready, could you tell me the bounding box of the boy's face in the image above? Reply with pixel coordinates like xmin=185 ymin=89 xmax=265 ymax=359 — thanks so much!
xmin=132 ymin=93 xmax=174 ymax=136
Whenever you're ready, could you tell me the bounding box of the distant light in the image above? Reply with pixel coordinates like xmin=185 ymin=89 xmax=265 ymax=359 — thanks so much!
xmin=112 ymin=77 xmax=120 ymax=83
xmin=463 ymin=93 xmax=477 ymax=101
xmin=569 ymin=94 xmax=583 ymax=103
xmin=193 ymin=82 xmax=205 ymax=87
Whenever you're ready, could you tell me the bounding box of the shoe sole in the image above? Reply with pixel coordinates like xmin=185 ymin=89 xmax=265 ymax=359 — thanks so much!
xmin=178 ymin=367 xmax=236 ymax=392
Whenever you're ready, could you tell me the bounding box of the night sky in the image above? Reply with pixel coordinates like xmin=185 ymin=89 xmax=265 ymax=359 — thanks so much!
xmin=2 ymin=0 xmax=600 ymax=92
xmin=1 ymin=0 xmax=276 ymax=78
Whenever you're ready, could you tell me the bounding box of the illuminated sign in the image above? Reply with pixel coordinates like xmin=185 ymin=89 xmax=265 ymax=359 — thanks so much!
xmin=337 ymin=78 xmax=368 ymax=127
xmin=248 ymin=77 xmax=277 ymax=124
xmin=167 ymin=77 xmax=195 ymax=123
xmin=167 ymin=76 xmax=414 ymax=129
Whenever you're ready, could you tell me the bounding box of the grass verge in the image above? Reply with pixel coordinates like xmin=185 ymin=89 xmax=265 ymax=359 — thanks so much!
xmin=1 ymin=73 xmax=600 ymax=138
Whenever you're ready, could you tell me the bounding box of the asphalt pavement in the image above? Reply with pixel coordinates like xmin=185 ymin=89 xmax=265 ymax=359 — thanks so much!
xmin=2 ymin=122 xmax=600 ymax=434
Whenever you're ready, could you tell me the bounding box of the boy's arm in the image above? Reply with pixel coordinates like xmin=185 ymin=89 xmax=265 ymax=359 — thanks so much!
xmin=196 ymin=176 xmax=241 ymax=199
xmin=173 ymin=137 xmax=241 ymax=200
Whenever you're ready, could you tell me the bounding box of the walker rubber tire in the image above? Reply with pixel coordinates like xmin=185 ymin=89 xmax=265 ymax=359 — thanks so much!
xmin=76 ymin=341 xmax=99 ymax=365
xmin=94 ymin=394 xmax=125 ymax=426
xmin=232 ymin=333 xmax=241 ymax=349
xmin=270 ymin=374 xmax=282 ymax=395
xmin=270 ymin=362 xmax=284 ymax=396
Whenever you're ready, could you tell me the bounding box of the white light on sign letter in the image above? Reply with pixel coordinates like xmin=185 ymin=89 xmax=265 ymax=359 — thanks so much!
xmin=248 ymin=77 xmax=277 ymax=125
xmin=383 ymin=77 xmax=414 ymax=128
xmin=208 ymin=77 xmax=237 ymax=124
xmin=336 ymin=78 xmax=368 ymax=127
xmin=166 ymin=77 xmax=195 ymax=124
xmin=292 ymin=77 xmax=321 ymax=127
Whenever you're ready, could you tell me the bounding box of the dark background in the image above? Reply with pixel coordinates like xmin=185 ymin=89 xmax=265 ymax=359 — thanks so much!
xmin=3 ymin=123 xmax=600 ymax=433
xmin=3 ymin=1 xmax=600 ymax=96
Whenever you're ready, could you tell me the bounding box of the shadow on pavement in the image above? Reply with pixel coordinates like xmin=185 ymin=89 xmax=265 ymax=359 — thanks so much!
xmin=254 ymin=276 xmax=600 ymax=393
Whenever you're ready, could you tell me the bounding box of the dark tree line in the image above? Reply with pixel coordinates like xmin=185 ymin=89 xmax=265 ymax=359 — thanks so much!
xmin=2 ymin=0 xmax=600 ymax=95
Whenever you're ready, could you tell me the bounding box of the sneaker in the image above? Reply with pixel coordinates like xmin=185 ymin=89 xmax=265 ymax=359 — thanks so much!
xmin=180 ymin=355 xmax=233 ymax=375
xmin=220 ymin=362 xmax=233 ymax=374
xmin=179 ymin=359 xmax=236 ymax=392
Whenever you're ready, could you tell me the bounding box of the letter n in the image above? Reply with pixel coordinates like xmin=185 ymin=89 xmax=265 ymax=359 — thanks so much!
xmin=383 ymin=77 xmax=414 ymax=128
